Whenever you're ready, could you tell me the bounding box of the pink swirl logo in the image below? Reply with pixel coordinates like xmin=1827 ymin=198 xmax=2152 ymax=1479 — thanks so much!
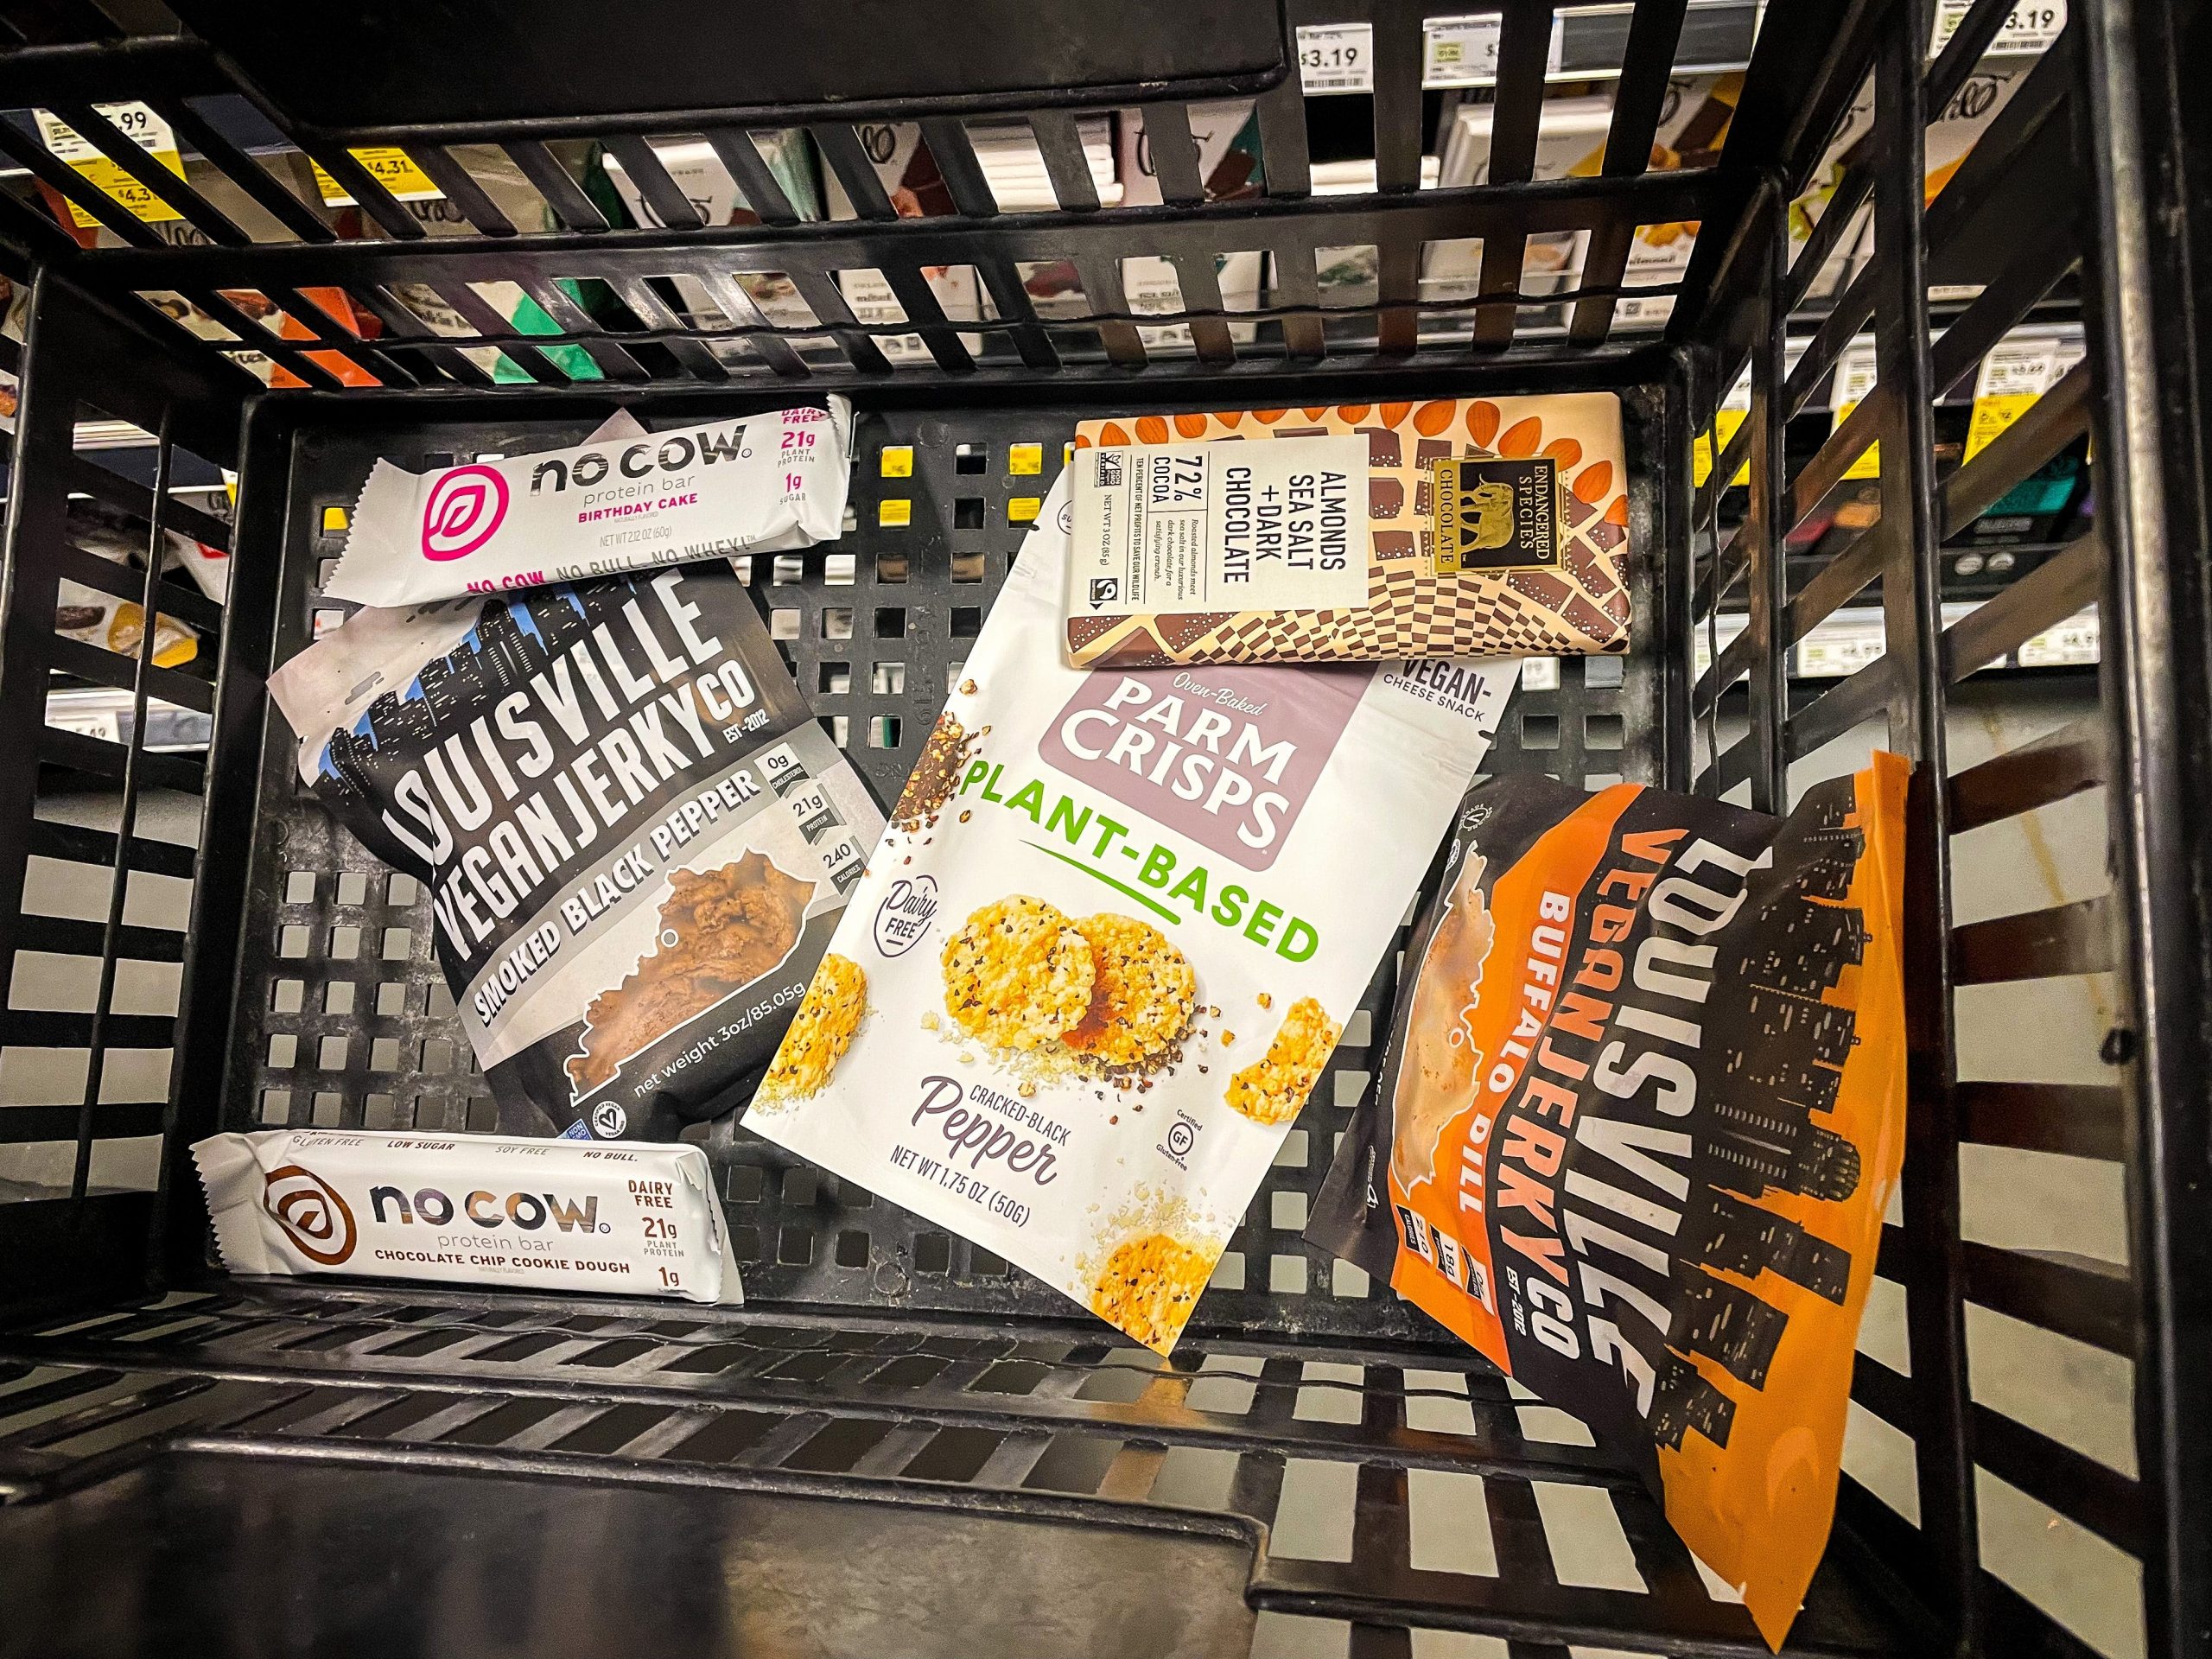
xmin=421 ymin=465 xmax=509 ymax=562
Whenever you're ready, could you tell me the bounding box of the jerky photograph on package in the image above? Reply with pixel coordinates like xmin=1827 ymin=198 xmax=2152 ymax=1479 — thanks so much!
xmin=1309 ymin=759 xmax=1907 ymax=1649
xmin=270 ymin=564 xmax=882 ymax=1142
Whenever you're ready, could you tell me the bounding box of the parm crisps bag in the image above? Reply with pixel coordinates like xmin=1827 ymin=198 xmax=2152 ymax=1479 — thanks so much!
xmin=1307 ymin=760 xmax=1908 ymax=1649
xmin=746 ymin=474 xmax=1521 ymax=1352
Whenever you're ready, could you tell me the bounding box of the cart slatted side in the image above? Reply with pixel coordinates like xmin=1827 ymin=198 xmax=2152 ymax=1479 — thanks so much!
xmin=1688 ymin=3 xmax=2190 ymax=1657
xmin=0 ymin=281 xmax=245 ymax=1317
xmin=0 ymin=3 xmax=1863 ymax=386
xmin=0 ymin=2 xmax=2197 ymax=1656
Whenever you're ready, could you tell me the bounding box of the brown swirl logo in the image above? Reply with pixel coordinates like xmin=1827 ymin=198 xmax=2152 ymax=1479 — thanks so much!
xmin=263 ymin=1164 xmax=356 ymax=1265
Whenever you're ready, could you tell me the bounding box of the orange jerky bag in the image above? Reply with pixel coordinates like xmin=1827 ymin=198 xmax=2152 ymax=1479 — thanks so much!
xmin=1309 ymin=756 xmax=1908 ymax=1648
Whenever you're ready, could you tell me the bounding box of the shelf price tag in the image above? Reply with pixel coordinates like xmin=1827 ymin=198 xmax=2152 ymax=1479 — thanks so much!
xmin=310 ymin=146 xmax=444 ymax=207
xmin=1693 ymin=372 xmax=1753 ymax=490
xmin=35 ymin=103 xmax=186 ymax=228
xmin=1296 ymin=22 xmax=1374 ymax=94
xmin=2017 ymin=606 xmax=2099 ymax=667
xmin=1965 ymin=330 xmax=2086 ymax=461
xmin=1693 ymin=339 xmax=1806 ymax=490
xmin=1422 ymin=12 xmax=1566 ymax=87
xmin=1830 ymin=339 xmax=1882 ymax=481
xmin=1930 ymin=0 xmax=2066 ymax=56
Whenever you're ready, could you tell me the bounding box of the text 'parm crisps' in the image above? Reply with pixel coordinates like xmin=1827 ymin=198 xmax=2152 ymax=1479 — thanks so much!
xmin=1308 ymin=760 xmax=1909 ymax=1649
xmin=747 ymin=473 xmax=1522 ymax=1354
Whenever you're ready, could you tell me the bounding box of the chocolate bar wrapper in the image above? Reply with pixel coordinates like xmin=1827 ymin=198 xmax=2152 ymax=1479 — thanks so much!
xmin=1064 ymin=394 xmax=1630 ymax=667
xmin=269 ymin=564 xmax=882 ymax=1141
xmin=194 ymin=1129 xmax=741 ymax=1303
xmin=1308 ymin=761 xmax=1909 ymax=1650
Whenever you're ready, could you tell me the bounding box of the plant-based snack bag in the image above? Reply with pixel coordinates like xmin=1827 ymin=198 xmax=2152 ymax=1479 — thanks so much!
xmin=269 ymin=564 xmax=883 ymax=1142
xmin=1306 ymin=761 xmax=1909 ymax=1649
xmin=1063 ymin=395 xmax=1630 ymax=668
xmin=746 ymin=474 xmax=1520 ymax=1352
xmin=194 ymin=1129 xmax=743 ymax=1302
xmin=323 ymin=398 xmax=852 ymax=607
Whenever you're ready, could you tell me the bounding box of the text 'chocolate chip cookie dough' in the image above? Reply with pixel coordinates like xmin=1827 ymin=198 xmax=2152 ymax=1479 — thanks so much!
xmin=745 ymin=472 xmax=1521 ymax=1353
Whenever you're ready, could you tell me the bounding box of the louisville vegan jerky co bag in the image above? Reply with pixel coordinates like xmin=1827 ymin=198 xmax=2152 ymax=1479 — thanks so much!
xmin=270 ymin=565 xmax=882 ymax=1142
xmin=1308 ymin=760 xmax=1908 ymax=1648
xmin=745 ymin=474 xmax=1520 ymax=1353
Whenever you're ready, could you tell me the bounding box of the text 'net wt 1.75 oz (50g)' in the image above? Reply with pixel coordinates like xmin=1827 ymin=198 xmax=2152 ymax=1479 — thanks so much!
xmin=1307 ymin=760 xmax=1910 ymax=1649
xmin=743 ymin=474 xmax=1522 ymax=1353
xmin=270 ymin=563 xmax=884 ymax=1143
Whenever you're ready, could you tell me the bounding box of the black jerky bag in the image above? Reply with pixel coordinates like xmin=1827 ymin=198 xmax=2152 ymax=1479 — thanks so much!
xmin=270 ymin=564 xmax=882 ymax=1141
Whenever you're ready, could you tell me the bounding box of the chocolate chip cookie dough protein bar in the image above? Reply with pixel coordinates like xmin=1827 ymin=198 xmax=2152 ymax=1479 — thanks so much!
xmin=1306 ymin=762 xmax=1909 ymax=1650
xmin=194 ymin=1129 xmax=742 ymax=1303
xmin=746 ymin=475 xmax=1521 ymax=1353
xmin=270 ymin=563 xmax=882 ymax=1141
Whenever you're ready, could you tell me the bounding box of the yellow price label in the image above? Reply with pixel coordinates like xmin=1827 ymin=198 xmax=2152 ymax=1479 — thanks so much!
xmin=1964 ymin=392 xmax=2039 ymax=463
xmin=36 ymin=104 xmax=185 ymax=228
xmin=1828 ymin=343 xmax=1881 ymax=481
xmin=1693 ymin=408 xmax=1750 ymax=489
xmin=1963 ymin=335 xmax=2082 ymax=463
xmin=311 ymin=146 xmax=444 ymax=206
xmin=1834 ymin=404 xmax=1881 ymax=480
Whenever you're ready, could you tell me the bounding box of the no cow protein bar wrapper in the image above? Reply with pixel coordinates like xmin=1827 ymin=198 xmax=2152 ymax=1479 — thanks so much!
xmin=324 ymin=398 xmax=852 ymax=607
xmin=269 ymin=564 xmax=882 ymax=1142
xmin=1306 ymin=760 xmax=1908 ymax=1649
xmin=194 ymin=1129 xmax=741 ymax=1303
xmin=1063 ymin=394 xmax=1630 ymax=668
xmin=745 ymin=474 xmax=1520 ymax=1354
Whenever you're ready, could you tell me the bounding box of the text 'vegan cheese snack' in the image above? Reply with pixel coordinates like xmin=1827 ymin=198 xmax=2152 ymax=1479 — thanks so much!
xmin=1063 ymin=395 xmax=1630 ymax=668
xmin=1306 ymin=763 xmax=1909 ymax=1649
xmin=747 ymin=475 xmax=1519 ymax=1352
xmin=269 ymin=564 xmax=882 ymax=1143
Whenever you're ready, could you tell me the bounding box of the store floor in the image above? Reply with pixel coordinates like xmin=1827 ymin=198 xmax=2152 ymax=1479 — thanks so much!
xmin=0 ymin=676 xmax=2138 ymax=1659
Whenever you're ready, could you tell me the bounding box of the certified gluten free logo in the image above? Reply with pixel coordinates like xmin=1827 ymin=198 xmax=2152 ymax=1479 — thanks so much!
xmin=262 ymin=1163 xmax=357 ymax=1265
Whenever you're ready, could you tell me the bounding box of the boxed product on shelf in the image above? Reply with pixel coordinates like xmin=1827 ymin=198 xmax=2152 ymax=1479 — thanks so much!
xmin=1115 ymin=101 xmax=1264 ymax=350
xmin=1789 ymin=48 xmax=2038 ymax=302
xmin=1300 ymin=155 xmax=1442 ymax=314
xmin=599 ymin=131 xmax=821 ymax=231
xmin=1427 ymin=94 xmax=1611 ymax=306
xmin=601 ymin=130 xmax=823 ymax=357
xmin=1427 ymin=74 xmax=1738 ymax=325
xmin=820 ymin=117 xmax=1118 ymax=362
